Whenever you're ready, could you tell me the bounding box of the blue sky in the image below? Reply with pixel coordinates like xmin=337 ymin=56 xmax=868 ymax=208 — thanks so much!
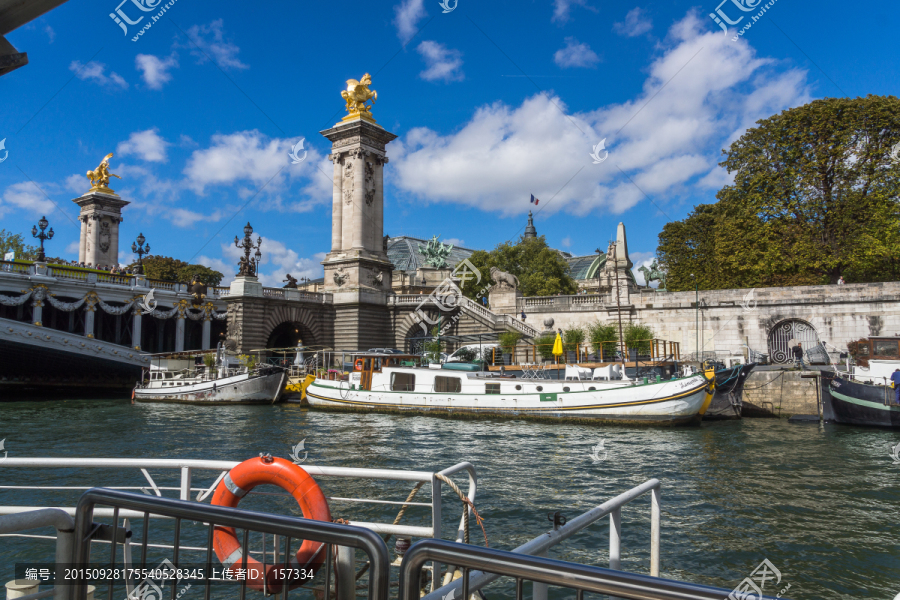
xmin=2 ymin=0 xmax=897 ymax=286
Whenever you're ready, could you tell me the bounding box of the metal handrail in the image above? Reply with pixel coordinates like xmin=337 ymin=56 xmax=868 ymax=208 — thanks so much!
xmin=73 ymin=489 xmax=390 ymax=600
xmin=0 ymin=509 xmax=75 ymax=600
xmin=399 ymin=539 xmax=789 ymax=600
xmin=422 ymin=478 xmax=660 ymax=600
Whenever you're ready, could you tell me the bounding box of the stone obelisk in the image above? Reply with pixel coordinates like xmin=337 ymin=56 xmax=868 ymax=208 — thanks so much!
xmin=320 ymin=73 xmax=396 ymax=350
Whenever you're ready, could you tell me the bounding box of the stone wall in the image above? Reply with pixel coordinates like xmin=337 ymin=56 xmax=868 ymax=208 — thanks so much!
xmin=514 ymin=282 xmax=900 ymax=359
xmin=742 ymin=370 xmax=821 ymax=417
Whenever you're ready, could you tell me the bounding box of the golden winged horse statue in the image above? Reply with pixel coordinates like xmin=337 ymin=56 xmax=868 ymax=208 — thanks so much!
xmin=86 ymin=153 xmax=122 ymax=195
xmin=341 ymin=73 xmax=377 ymax=122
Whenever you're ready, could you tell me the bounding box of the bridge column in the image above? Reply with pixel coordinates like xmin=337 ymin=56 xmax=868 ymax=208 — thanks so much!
xmin=202 ymin=316 xmax=211 ymax=350
xmin=132 ymin=310 xmax=142 ymax=350
xmin=32 ymin=298 xmax=43 ymax=327
xmin=84 ymin=304 xmax=95 ymax=339
xmin=175 ymin=314 xmax=185 ymax=352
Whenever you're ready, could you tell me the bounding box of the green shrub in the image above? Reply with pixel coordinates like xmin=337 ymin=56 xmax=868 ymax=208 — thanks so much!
xmin=423 ymin=327 xmax=444 ymax=364
xmin=562 ymin=327 xmax=585 ymax=353
xmin=237 ymin=354 xmax=258 ymax=370
xmin=534 ymin=333 xmax=556 ymax=361
xmin=624 ymin=323 xmax=655 ymax=356
xmin=202 ymin=353 xmax=216 ymax=368
xmin=499 ymin=331 xmax=522 ymax=353
xmin=587 ymin=323 xmax=619 ymax=358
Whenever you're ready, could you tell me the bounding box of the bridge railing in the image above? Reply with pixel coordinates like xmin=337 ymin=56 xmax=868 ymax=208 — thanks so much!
xmin=261 ymin=287 xmax=332 ymax=303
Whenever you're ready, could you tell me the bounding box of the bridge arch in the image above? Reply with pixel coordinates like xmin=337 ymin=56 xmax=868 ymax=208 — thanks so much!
xmin=261 ymin=304 xmax=324 ymax=349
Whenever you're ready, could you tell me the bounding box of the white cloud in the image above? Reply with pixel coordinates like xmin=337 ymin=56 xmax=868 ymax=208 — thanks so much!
xmin=417 ymin=41 xmax=464 ymax=82
xmin=443 ymin=238 xmax=465 ymax=247
xmin=182 ymin=130 xmax=331 ymax=211
xmin=181 ymin=20 xmax=247 ymax=70
xmin=44 ymin=25 xmax=55 ymax=43
xmin=65 ymin=241 xmax=79 ymax=255
xmin=392 ymin=12 xmax=811 ymax=218
xmin=394 ymin=0 xmax=427 ymax=44
xmin=1 ymin=181 xmax=57 ymax=216
xmin=69 ymin=60 xmax=127 ymax=89
xmin=554 ymin=37 xmax=600 ymax=68
xmin=561 ymin=236 xmax=572 ymax=248
xmin=64 ymin=174 xmax=86 ymax=194
xmin=117 ymin=129 xmax=170 ymax=162
xmin=614 ymin=7 xmax=653 ymax=37
xmin=552 ymin=0 xmax=595 ymax=23
xmin=136 ymin=53 xmax=178 ymax=89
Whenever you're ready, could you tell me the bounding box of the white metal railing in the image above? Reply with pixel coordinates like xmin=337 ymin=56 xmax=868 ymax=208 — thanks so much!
xmin=423 ymin=478 xmax=662 ymax=600
xmin=389 ymin=294 xmax=539 ymax=337
xmin=0 ymin=457 xmax=476 ymax=592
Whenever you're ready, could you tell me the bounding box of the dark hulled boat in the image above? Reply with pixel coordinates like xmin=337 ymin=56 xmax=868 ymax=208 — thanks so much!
xmin=703 ymin=363 xmax=756 ymax=420
xmin=820 ymin=371 xmax=900 ymax=428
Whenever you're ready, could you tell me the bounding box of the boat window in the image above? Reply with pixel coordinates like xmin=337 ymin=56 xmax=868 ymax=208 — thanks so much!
xmin=873 ymin=340 xmax=899 ymax=357
xmin=589 ymin=387 xmax=596 ymax=391
xmin=435 ymin=376 xmax=461 ymax=393
xmin=391 ymin=372 xmax=415 ymax=392
xmin=859 ymin=344 xmax=869 ymax=355
xmin=563 ymin=387 xmax=570 ymax=392
xmin=515 ymin=384 xmax=522 ymax=391
xmin=536 ymin=386 xmax=543 ymax=392
xmin=485 ymin=383 xmax=501 ymax=395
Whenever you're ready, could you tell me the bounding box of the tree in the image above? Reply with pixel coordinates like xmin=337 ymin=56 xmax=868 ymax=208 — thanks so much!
xmin=624 ymin=323 xmax=654 ymax=356
xmin=132 ymin=255 xmax=224 ymax=286
xmin=0 ymin=230 xmax=39 ymax=260
xmin=458 ymin=235 xmax=577 ymax=299
xmin=659 ymin=95 xmax=900 ymax=290
xmin=587 ymin=322 xmax=618 ymax=358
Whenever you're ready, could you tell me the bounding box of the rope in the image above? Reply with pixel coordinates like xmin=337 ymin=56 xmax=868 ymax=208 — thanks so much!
xmin=353 ymin=481 xmax=426 ymax=581
xmin=435 ymin=473 xmax=488 ymax=548
xmin=742 ymin=370 xmax=786 ymax=390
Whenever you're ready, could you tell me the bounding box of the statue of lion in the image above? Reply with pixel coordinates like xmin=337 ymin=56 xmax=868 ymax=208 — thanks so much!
xmin=490 ymin=267 xmax=520 ymax=290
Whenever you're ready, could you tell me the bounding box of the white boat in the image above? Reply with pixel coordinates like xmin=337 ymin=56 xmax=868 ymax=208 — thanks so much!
xmin=306 ymin=353 xmax=715 ymax=425
xmin=133 ymin=344 xmax=287 ymax=404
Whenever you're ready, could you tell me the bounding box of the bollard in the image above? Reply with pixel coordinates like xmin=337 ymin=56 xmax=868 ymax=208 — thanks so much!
xmin=5 ymin=581 xmax=38 ymax=600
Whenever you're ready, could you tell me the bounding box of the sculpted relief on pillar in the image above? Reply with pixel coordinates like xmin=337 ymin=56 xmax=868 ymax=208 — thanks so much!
xmin=364 ymin=160 xmax=375 ymax=206
xmin=342 ymin=160 xmax=354 ymax=205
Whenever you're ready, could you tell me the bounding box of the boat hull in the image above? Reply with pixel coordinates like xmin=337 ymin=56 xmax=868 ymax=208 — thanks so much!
xmin=703 ymin=363 xmax=756 ymax=420
xmin=820 ymin=372 xmax=900 ymax=428
xmin=134 ymin=370 xmax=287 ymax=404
xmin=306 ymin=375 xmax=713 ymax=426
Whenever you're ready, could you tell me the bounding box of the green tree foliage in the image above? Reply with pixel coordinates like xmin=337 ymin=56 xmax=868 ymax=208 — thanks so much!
xmin=0 ymin=230 xmax=39 ymax=260
xmin=534 ymin=333 xmax=557 ymax=361
xmin=624 ymin=323 xmax=655 ymax=355
xmin=562 ymin=327 xmax=585 ymax=353
xmin=658 ymin=95 xmax=900 ymax=290
xmin=458 ymin=235 xmax=577 ymax=299
xmin=587 ymin=322 xmax=619 ymax=357
xmin=499 ymin=330 xmax=522 ymax=352
xmin=133 ymin=255 xmax=224 ymax=286
xmin=423 ymin=327 xmax=444 ymax=364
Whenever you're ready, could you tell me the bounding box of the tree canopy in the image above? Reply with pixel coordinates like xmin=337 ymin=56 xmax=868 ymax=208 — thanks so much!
xmin=658 ymin=95 xmax=900 ymax=291
xmin=458 ymin=235 xmax=577 ymax=299
xmin=0 ymin=230 xmax=39 ymax=260
xmin=133 ymin=255 xmax=224 ymax=286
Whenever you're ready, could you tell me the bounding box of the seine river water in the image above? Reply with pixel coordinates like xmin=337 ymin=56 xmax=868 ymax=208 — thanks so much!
xmin=1 ymin=400 xmax=899 ymax=600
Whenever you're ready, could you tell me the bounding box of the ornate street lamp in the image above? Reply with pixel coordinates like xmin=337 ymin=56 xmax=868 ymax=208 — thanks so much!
xmin=234 ymin=222 xmax=262 ymax=277
xmin=31 ymin=216 xmax=54 ymax=262
xmin=131 ymin=233 xmax=150 ymax=274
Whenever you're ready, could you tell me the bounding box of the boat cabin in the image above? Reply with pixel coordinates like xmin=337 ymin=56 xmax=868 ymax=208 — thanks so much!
xmin=854 ymin=336 xmax=900 ymax=361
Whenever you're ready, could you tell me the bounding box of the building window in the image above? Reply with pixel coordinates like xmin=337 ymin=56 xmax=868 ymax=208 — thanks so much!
xmin=485 ymin=383 xmax=501 ymax=395
xmin=435 ymin=376 xmax=461 ymax=393
xmin=391 ymin=372 xmax=415 ymax=392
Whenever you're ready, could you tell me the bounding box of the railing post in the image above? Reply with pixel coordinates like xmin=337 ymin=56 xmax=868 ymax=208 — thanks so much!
xmin=609 ymin=507 xmax=621 ymax=570
xmin=336 ymin=545 xmax=355 ymax=600
xmin=651 ymin=486 xmax=660 ymax=577
xmin=533 ymin=550 xmax=548 ymax=600
xmin=431 ymin=475 xmax=442 ymax=592
xmin=180 ymin=467 xmax=192 ymax=501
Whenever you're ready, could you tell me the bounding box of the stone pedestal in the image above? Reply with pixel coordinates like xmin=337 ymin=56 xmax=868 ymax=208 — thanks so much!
xmin=320 ymin=117 xmax=397 ymax=350
xmin=72 ymin=192 xmax=129 ymax=267
xmin=488 ymin=287 xmax=522 ymax=316
xmin=229 ymin=275 xmax=263 ymax=297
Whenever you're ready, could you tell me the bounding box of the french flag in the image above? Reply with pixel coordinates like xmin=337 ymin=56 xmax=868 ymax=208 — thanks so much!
xmin=530 ymin=194 xmax=539 ymax=205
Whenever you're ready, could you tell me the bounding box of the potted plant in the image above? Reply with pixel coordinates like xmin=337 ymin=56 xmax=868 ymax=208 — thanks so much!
xmin=499 ymin=331 xmax=522 ymax=365
xmin=563 ymin=327 xmax=585 ymax=362
xmin=624 ymin=323 xmax=654 ymax=361
xmin=423 ymin=327 xmax=444 ymax=364
xmin=202 ymin=353 xmax=216 ymax=373
xmin=237 ymin=354 xmax=258 ymax=372
xmin=587 ymin=322 xmax=619 ymax=361
xmin=535 ymin=333 xmax=556 ymax=363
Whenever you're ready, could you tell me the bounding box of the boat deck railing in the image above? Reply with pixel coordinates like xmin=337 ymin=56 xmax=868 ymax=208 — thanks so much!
xmin=0 ymin=457 xmax=476 ymax=595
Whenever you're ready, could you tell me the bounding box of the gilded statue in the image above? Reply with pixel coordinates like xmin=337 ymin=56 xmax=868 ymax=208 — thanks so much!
xmin=86 ymin=153 xmax=121 ymax=195
xmin=341 ymin=73 xmax=377 ymax=122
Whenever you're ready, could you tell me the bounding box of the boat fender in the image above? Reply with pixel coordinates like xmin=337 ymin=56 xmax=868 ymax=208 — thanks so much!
xmin=354 ymin=359 xmax=364 ymax=371
xmin=211 ymin=454 xmax=331 ymax=592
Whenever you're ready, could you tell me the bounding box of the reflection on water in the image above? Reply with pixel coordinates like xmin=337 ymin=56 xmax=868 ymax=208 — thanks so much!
xmin=1 ymin=400 xmax=899 ymax=599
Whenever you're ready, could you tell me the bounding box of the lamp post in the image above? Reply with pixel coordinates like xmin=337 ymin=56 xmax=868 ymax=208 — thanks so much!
xmin=31 ymin=216 xmax=54 ymax=262
xmin=234 ymin=222 xmax=262 ymax=277
xmin=131 ymin=233 xmax=150 ymax=275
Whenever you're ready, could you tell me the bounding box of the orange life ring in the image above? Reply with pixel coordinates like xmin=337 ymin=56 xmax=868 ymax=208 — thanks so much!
xmin=354 ymin=358 xmax=364 ymax=371
xmin=211 ymin=456 xmax=331 ymax=592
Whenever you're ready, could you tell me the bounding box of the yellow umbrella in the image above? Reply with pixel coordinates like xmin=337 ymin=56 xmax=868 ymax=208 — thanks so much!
xmin=552 ymin=332 xmax=563 ymax=356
